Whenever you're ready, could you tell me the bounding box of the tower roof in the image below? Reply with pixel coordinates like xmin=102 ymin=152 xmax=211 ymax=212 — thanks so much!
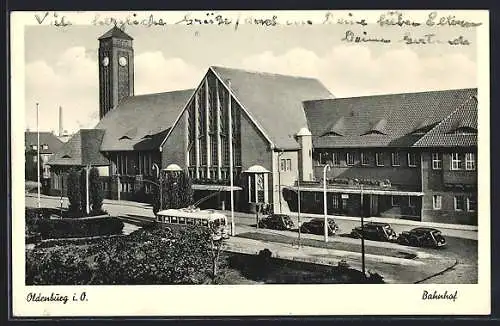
xmin=98 ymin=26 xmax=133 ymax=41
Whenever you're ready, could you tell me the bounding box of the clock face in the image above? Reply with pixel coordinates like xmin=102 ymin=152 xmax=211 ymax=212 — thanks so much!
xmin=102 ymin=57 xmax=109 ymax=67
xmin=119 ymin=56 xmax=128 ymax=66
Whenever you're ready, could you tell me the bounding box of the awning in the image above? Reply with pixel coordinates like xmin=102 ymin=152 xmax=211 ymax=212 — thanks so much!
xmin=285 ymin=186 xmax=424 ymax=196
xmin=192 ymin=184 xmax=242 ymax=191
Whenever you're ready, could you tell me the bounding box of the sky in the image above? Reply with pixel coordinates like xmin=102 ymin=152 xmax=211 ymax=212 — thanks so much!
xmin=23 ymin=17 xmax=478 ymax=134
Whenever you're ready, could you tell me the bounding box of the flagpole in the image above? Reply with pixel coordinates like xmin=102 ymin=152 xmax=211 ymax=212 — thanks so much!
xmin=36 ymin=102 xmax=41 ymax=208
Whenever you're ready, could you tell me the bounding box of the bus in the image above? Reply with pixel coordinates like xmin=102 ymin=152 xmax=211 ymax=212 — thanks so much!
xmin=156 ymin=207 xmax=230 ymax=240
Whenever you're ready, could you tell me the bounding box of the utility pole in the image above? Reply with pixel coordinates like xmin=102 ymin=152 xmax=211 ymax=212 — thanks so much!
xmin=36 ymin=103 xmax=41 ymax=208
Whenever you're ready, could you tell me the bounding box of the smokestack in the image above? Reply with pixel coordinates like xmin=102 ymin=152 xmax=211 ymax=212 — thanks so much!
xmin=58 ymin=106 xmax=63 ymax=136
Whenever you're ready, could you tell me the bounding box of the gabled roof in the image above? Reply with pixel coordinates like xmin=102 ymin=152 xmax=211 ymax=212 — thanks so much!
xmin=25 ymin=131 xmax=64 ymax=154
xmin=210 ymin=66 xmax=334 ymax=149
xmin=98 ymin=26 xmax=133 ymax=40
xmin=413 ymin=96 xmax=477 ymax=148
xmin=96 ymin=89 xmax=194 ymax=151
xmin=304 ymin=88 xmax=477 ymax=148
xmin=48 ymin=129 xmax=109 ymax=166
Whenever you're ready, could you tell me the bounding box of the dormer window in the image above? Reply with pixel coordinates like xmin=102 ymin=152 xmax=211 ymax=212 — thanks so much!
xmin=447 ymin=126 xmax=477 ymax=135
xmin=321 ymin=131 xmax=343 ymax=137
xmin=322 ymin=117 xmax=345 ymax=137
xmin=361 ymin=130 xmax=386 ymax=136
xmin=362 ymin=119 xmax=387 ymax=136
xmin=411 ymin=121 xmax=438 ymax=136
xmin=42 ymin=144 xmax=49 ymax=150
xmin=31 ymin=145 xmax=37 ymax=150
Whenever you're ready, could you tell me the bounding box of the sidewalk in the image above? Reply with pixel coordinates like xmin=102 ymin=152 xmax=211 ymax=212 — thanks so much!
xmin=26 ymin=193 xmax=477 ymax=234
xmin=224 ymin=235 xmax=455 ymax=284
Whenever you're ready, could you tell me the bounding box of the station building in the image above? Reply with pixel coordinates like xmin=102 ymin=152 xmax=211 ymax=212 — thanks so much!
xmin=47 ymin=26 xmax=478 ymax=225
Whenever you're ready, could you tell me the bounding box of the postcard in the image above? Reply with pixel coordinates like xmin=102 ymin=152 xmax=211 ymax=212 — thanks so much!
xmin=11 ymin=10 xmax=490 ymax=317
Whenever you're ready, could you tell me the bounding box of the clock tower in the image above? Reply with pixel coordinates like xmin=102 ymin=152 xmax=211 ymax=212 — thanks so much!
xmin=98 ymin=26 xmax=134 ymax=119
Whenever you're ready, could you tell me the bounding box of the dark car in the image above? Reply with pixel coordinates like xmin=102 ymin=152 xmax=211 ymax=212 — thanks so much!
xmin=258 ymin=214 xmax=295 ymax=230
xmin=350 ymin=222 xmax=398 ymax=242
xmin=397 ymin=227 xmax=447 ymax=248
xmin=300 ymin=218 xmax=339 ymax=236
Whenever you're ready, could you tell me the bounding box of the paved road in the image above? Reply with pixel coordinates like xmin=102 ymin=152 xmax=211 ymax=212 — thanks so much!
xmin=25 ymin=195 xmax=478 ymax=283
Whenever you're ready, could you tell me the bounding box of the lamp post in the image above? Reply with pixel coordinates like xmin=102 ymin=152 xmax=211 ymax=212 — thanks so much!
xmin=277 ymin=150 xmax=284 ymax=214
xmin=354 ymin=178 xmax=366 ymax=278
xmin=85 ymin=164 xmax=90 ymax=215
xmin=297 ymin=170 xmax=301 ymax=248
xmin=36 ymin=102 xmax=41 ymax=208
xmin=323 ymin=164 xmax=330 ymax=243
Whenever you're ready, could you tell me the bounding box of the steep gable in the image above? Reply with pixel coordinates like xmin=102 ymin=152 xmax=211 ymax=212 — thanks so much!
xmin=413 ymin=95 xmax=478 ymax=148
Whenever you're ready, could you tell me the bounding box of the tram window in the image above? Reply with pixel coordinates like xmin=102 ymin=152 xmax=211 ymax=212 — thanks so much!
xmin=202 ymin=220 xmax=208 ymax=226
xmin=187 ymin=218 xmax=194 ymax=225
xmin=171 ymin=216 xmax=178 ymax=223
xmin=179 ymin=217 xmax=185 ymax=224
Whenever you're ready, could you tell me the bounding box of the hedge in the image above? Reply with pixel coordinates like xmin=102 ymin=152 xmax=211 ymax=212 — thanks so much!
xmin=37 ymin=216 xmax=124 ymax=239
xmin=26 ymin=225 xmax=219 ymax=285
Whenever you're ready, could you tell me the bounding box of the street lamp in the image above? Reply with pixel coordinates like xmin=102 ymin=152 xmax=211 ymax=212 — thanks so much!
xmin=277 ymin=150 xmax=284 ymax=214
xmin=297 ymin=170 xmax=301 ymax=248
xmin=36 ymin=102 xmax=41 ymax=208
xmin=353 ymin=178 xmax=366 ymax=278
xmin=323 ymin=164 xmax=330 ymax=243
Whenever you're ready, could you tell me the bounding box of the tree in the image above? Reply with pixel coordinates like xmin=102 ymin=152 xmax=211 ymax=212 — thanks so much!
xmin=89 ymin=167 xmax=104 ymax=214
xmin=80 ymin=168 xmax=88 ymax=214
xmin=67 ymin=168 xmax=81 ymax=214
xmin=153 ymin=170 xmax=194 ymax=213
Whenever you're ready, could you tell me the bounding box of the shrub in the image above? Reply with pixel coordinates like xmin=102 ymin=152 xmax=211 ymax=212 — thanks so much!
xmin=90 ymin=225 xmax=215 ymax=284
xmin=67 ymin=168 xmax=82 ymax=214
xmin=26 ymin=246 xmax=94 ymax=285
xmin=89 ymin=167 xmax=104 ymax=214
xmin=37 ymin=216 xmax=124 ymax=239
xmin=154 ymin=170 xmax=194 ymax=213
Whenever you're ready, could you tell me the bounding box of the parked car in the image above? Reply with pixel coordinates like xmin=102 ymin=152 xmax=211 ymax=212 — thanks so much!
xmin=397 ymin=227 xmax=447 ymax=248
xmin=258 ymin=214 xmax=295 ymax=230
xmin=300 ymin=218 xmax=339 ymax=236
xmin=350 ymin=222 xmax=397 ymax=242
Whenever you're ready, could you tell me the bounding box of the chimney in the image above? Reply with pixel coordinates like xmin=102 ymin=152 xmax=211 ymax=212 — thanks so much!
xmin=58 ymin=106 xmax=63 ymax=136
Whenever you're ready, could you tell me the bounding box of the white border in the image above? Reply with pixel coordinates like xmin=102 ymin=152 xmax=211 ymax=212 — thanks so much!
xmin=11 ymin=10 xmax=490 ymax=317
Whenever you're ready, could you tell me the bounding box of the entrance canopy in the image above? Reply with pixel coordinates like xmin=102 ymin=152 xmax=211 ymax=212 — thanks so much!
xmin=285 ymin=185 xmax=424 ymax=196
xmin=192 ymin=184 xmax=242 ymax=191
xmin=243 ymin=165 xmax=270 ymax=174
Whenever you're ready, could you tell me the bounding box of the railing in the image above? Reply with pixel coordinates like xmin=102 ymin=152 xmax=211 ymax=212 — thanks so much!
xmin=188 ymin=166 xmax=242 ymax=185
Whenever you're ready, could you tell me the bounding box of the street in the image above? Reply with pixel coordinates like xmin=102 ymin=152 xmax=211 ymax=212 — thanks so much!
xmin=24 ymin=194 xmax=478 ymax=283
